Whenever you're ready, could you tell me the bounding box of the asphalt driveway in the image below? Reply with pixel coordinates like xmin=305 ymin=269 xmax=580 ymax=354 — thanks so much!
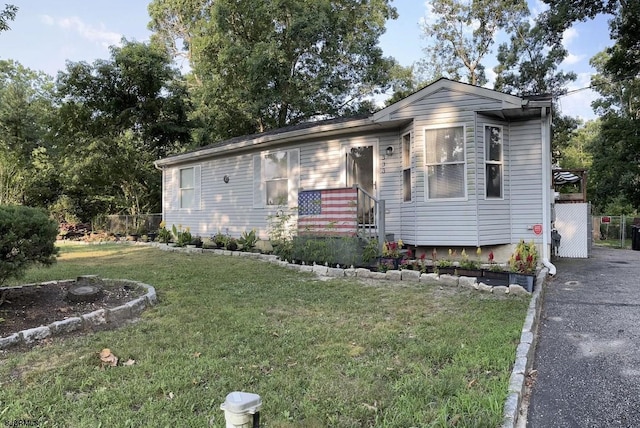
xmin=526 ymin=246 xmax=640 ymax=427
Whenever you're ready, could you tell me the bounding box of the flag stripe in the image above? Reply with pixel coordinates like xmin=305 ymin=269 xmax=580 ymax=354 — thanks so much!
xmin=298 ymin=188 xmax=358 ymax=236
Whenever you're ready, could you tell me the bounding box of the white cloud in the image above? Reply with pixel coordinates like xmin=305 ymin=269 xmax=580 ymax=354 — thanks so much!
xmin=559 ymin=73 xmax=597 ymax=120
xmin=562 ymin=52 xmax=585 ymax=66
xmin=49 ymin=16 xmax=122 ymax=49
xmin=419 ymin=1 xmax=437 ymax=28
xmin=562 ymin=28 xmax=579 ymax=47
xmin=40 ymin=14 xmax=54 ymax=26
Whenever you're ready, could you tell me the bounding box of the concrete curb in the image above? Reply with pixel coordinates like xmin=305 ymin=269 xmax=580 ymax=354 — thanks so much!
xmin=0 ymin=278 xmax=157 ymax=350
xmin=501 ymin=267 xmax=548 ymax=428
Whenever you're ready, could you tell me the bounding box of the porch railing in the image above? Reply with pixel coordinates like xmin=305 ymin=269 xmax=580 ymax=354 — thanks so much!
xmin=355 ymin=185 xmax=386 ymax=253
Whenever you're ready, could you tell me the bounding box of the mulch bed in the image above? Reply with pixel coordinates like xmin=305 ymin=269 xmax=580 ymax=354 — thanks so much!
xmin=0 ymin=280 xmax=144 ymax=337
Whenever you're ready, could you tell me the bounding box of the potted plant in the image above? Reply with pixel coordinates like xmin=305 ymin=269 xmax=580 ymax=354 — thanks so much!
xmin=238 ymin=229 xmax=258 ymax=251
xmin=509 ymin=240 xmax=538 ymax=292
xmin=190 ymin=235 xmax=203 ymax=248
xmin=435 ymin=249 xmax=456 ymax=275
xmin=380 ymin=239 xmax=404 ymax=270
xmin=157 ymin=222 xmax=172 ymax=244
xmin=225 ymin=237 xmax=238 ymax=251
xmin=456 ymin=248 xmax=482 ymax=277
xmin=213 ymin=231 xmax=227 ymax=249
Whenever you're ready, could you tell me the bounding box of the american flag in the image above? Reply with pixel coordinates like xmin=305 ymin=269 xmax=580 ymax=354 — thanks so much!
xmin=298 ymin=188 xmax=358 ymax=235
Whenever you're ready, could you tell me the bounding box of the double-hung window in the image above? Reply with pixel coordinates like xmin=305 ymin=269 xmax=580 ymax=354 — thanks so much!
xmin=253 ymin=149 xmax=300 ymax=207
xmin=425 ymin=125 xmax=466 ymax=199
xmin=179 ymin=167 xmax=195 ymax=209
xmin=402 ymin=133 xmax=411 ymax=202
xmin=264 ymin=151 xmax=289 ymax=206
xmin=485 ymin=125 xmax=503 ymax=198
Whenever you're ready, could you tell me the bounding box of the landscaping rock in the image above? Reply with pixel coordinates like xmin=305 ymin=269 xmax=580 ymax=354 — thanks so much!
xmin=438 ymin=274 xmax=459 ymax=287
xmin=493 ymin=285 xmax=508 ymax=294
xmin=401 ymin=270 xmax=420 ymax=282
xmin=420 ymin=273 xmax=439 ymax=283
xmin=508 ymin=284 xmax=530 ymax=296
xmin=355 ymin=268 xmax=372 ymax=278
xmin=108 ymin=304 xmax=132 ymax=324
xmin=369 ymin=271 xmax=387 ymax=280
xmin=326 ymin=267 xmax=345 ymax=277
xmin=458 ymin=276 xmax=478 ymax=289
xmin=344 ymin=268 xmax=357 ymax=277
xmin=49 ymin=317 xmax=83 ymax=334
xmin=312 ymin=264 xmax=329 ymax=275
xmin=478 ymin=283 xmax=493 ymax=292
xmin=385 ymin=270 xmax=402 ymax=281
xmin=21 ymin=326 xmax=51 ymax=344
xmin=298 ymin=265 xmax=313 ymax=273
xmin=0 ymin=333 xmax=21 ymax=349
xmin=126 ymin=297 xmax=147 ymax=316
xmin=82 ymin=309 xmax=107 ymax=327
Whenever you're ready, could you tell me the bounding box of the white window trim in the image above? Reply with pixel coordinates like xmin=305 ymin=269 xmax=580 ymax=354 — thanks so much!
xmin=484 ymin=124 xmax=504 ymax=200
xmin=402 ymin=132 xmax=412 ymax=203
xmin=177 ymin=165 xmax=201 ymax=210
xmin=423 ymin=124 xmax=467 ymax=201
xmin=253 ymin=149 xmax=300 ymax=208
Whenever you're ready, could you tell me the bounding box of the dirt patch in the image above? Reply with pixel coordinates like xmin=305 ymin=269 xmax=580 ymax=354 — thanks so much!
xmin=0 ymin=279 xmax=145 ymax=337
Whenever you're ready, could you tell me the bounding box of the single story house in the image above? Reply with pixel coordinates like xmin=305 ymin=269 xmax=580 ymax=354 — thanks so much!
xmin=154 ymin=78 xmax=556 ymax=264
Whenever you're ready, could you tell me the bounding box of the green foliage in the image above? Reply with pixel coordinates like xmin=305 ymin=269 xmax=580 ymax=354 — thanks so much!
xmin=0 ymin=205 xmax=58 ymax=285
xmin=238 ymin=229 xmax=258 ymax=251
xmin=171 ymin=224 xmax=192 ymax=247
xmin=212 ymin=231 xmax=228 ymax=248
xmin=149 ymin=0 xmax=399 ymax=143
xmin=0 ymin=60 xmax=58 ymax=207
xmin=267 ymin=208 xmax=296 ymax=261
xmin=419 ymin=0 xmax=528 ymax=86
xmin=157 ymin=225 xmax=172 ymax=244
xmin=509 ymin=240 xmax=538 ymax=274
xmin=291 ymin=236 xmax=360 ymax=267
xmin=0 ymin=4 xmax=17 ymax=33
xmin=362 ymin=238 xmax=380 ymax=264
xmin=52 ymin=40 xmax=192 ymax=221
xmin=494 ymin=21 xmax=575 ymax=98
xmin=225 ymin=237 xmax=238 ymax=251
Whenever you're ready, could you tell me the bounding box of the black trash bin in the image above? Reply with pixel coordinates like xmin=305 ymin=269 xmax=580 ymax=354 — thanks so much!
xmin=632 ymin=226 xmax=640 ymax=251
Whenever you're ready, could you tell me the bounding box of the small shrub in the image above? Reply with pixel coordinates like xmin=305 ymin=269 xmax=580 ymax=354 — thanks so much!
xmin=0 ymin=205 xmax=59 ymax=286
xmin=225 ymin=237 xmax=238 ymax=251
xmin=238 ymin=229 xmax=258 ymax=251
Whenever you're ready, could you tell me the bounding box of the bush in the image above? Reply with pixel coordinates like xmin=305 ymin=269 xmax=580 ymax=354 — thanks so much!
xmin=0 ymin=205 xmax=59 ymax=285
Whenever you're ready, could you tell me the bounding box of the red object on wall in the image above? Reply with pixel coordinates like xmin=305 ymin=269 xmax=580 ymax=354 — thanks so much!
xmin=533 ymin=224 xmax=543 ymax=235
xmin=601 ymin=216 xmax=611 ymax=223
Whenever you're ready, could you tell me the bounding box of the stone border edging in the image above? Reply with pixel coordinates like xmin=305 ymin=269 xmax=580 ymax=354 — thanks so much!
xmin=149 ymin=242 xmax=532 ymax=296
xmin=0 ymin=279 xmax=157 ymax=350
xmin=501 ymin=267 xmax=548 ymax=428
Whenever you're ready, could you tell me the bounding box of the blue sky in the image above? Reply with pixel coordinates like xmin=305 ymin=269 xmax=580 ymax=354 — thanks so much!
xmin=0 ymin=0 xmax=613 ymax=120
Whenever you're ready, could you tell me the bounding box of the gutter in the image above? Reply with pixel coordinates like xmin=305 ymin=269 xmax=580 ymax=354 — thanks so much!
xmin=540 ymin=107 xmax=556 ymax=276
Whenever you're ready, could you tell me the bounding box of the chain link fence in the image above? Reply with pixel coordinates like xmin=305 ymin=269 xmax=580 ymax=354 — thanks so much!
xmin=592 ymin=215 xmax=639 ymax=248
xmin=92 ymin=214 xmax=162 ymax=236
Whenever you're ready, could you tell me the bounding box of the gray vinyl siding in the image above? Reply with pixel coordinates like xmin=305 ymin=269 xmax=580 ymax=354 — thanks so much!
xmin=477 ymin=116 xmax=511 ymax=244
xmin=508 ymin=119 xmax=544 ymax=244
xmin=404 ymin=89 xmax=504 ymax=247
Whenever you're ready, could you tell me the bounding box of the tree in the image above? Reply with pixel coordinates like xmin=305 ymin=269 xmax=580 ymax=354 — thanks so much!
xmin=0 ymin=60 xmax=58 ymax=207
xmin=419 ymin=0 xmax=528 ymax=86
xmin=148 ymin=0 xmax=399 ymax=143
xmin=0 ymin=4 xmax=17 ymax=33
xmin=53 ymin=40 xmax=192 ymax=220
xmin=494 ymin=22 xmax=576 ymax=97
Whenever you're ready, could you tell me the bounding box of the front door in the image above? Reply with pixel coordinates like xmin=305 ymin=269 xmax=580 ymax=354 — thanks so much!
xmin=345 ymin=144 xmax=376 ymax=224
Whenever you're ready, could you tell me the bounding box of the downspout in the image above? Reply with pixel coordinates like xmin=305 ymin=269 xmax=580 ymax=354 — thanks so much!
xmin=540 ymin=107 xmax=556 ymax=275
xmin=154 ymin=162 xmax=165 ymax=223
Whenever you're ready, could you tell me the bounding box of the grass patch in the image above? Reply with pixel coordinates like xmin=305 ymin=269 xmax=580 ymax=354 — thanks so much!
xmin=0 ymin=244 xmax=528 ymax=427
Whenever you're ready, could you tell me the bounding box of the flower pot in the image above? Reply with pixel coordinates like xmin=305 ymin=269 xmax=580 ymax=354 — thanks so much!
xmin=456 ymin=268 xmax=482 ymax=278
xmin=379 ymin=257 xmax=400 ymax=270
xmin=436 ymin=266 xmax=456 ymax=276
xmin=483 ymin=270 xmax=509 ymax=280
xmin=509 ymin=273 xmax=535 ymax=292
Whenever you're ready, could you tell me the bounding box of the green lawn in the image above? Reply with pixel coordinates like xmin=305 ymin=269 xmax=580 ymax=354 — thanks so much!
xmin=0 ymin=244 xmax=529 ymax=427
